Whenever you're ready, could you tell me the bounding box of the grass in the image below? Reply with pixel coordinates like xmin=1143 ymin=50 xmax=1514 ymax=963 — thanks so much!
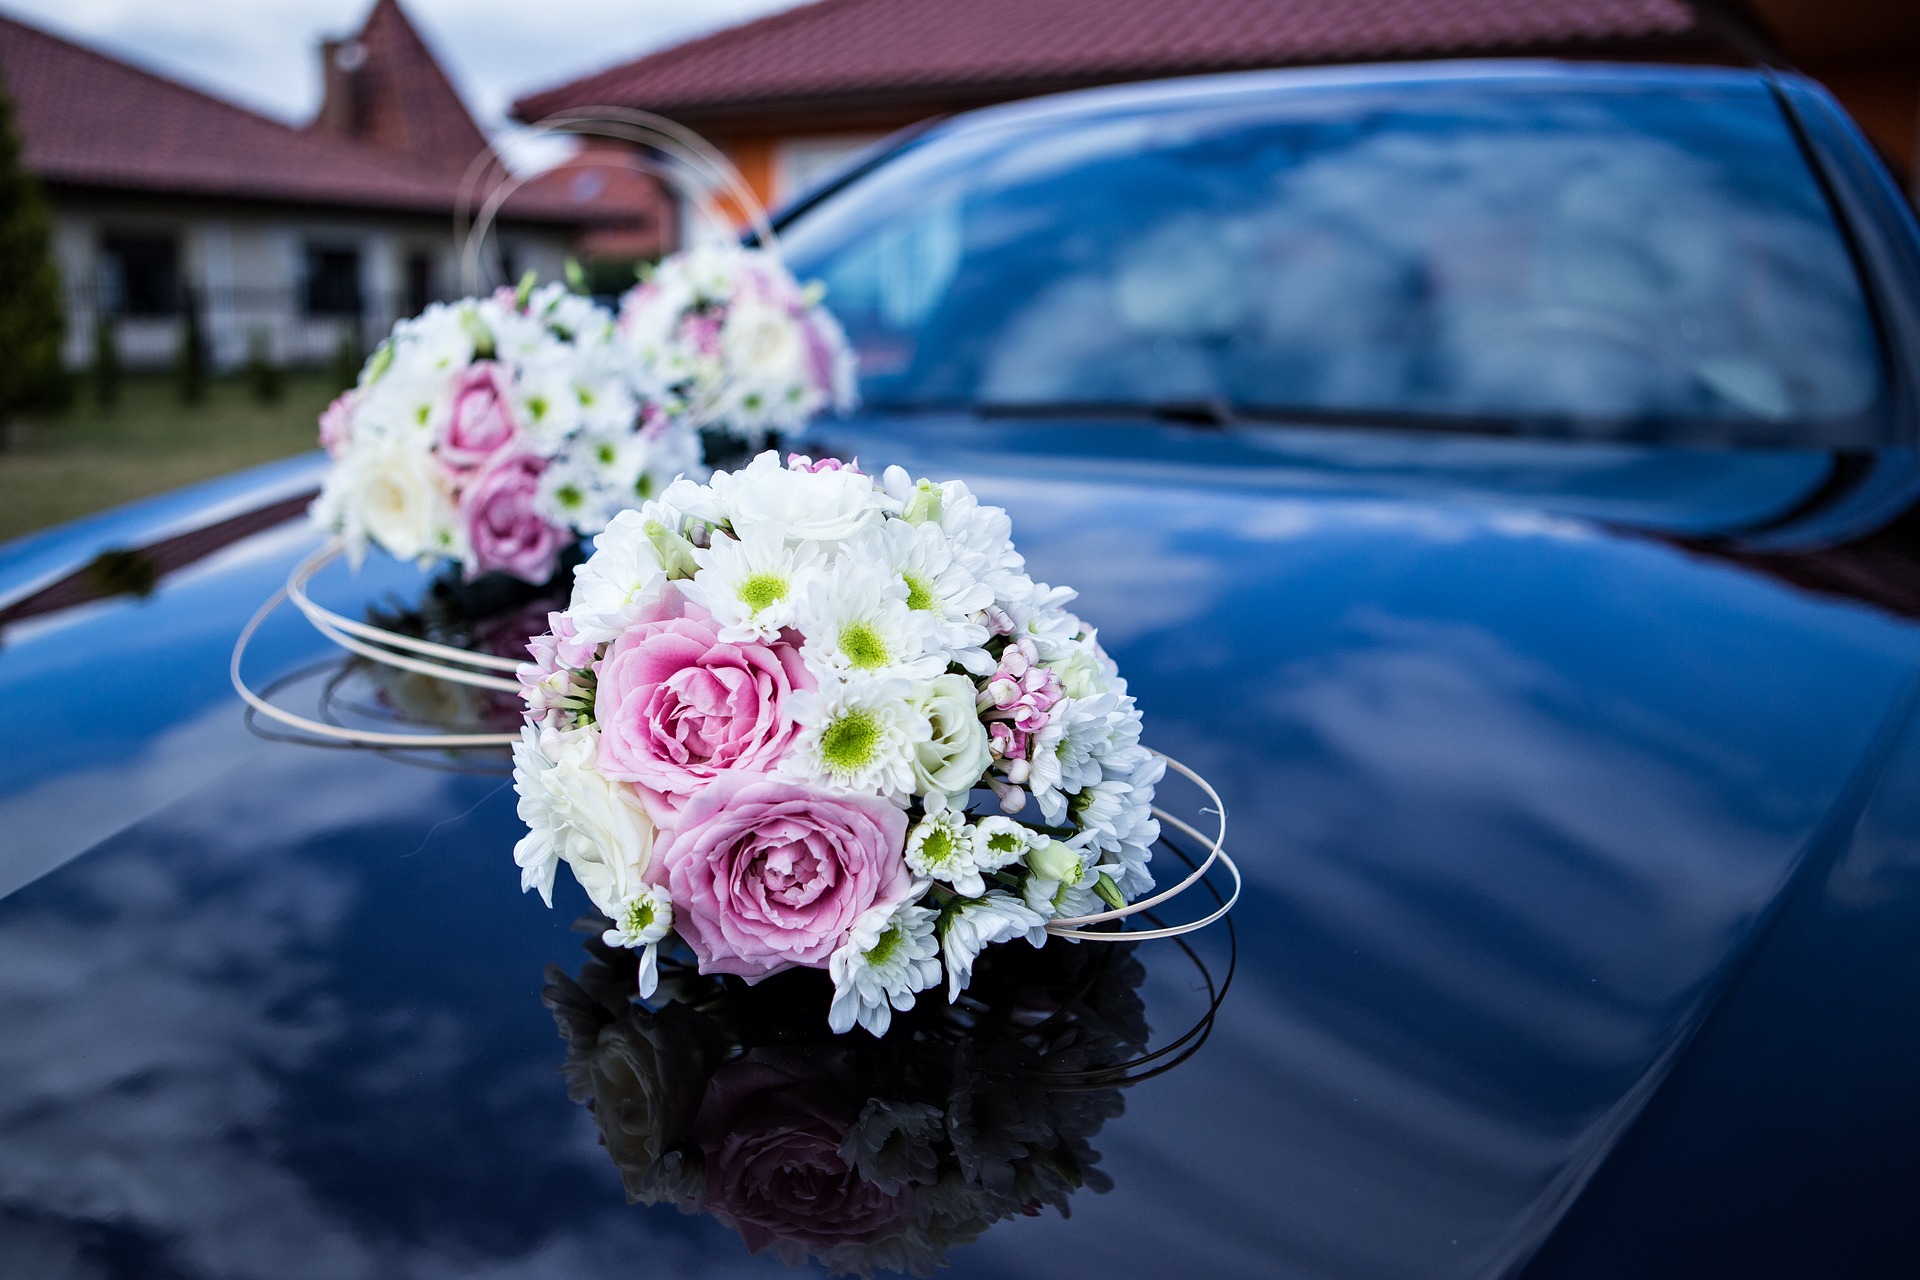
xmin=0 ymin=372 xmax=339 ymax=543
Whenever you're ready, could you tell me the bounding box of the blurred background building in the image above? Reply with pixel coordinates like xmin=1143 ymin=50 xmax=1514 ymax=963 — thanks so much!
xmin=0 ymin=0 xmax=663 ymax=372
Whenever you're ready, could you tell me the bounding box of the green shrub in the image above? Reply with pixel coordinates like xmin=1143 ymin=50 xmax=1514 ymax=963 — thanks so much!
xmin=0 ymin=72 xmax=70 ymax=443
xmin=92 ymin=313 xmax=120 ymax=410
xmin=175 ymin=284 xmax=207 ymax=405
xmin=329 ymin=326 xmax=362 ymax=392
xmin=246 ymin=328 xmax=283 ymax=403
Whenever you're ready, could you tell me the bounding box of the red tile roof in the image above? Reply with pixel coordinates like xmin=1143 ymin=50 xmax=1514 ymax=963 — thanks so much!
xmin=515 ymin=0 xmax=1714 ymax=124
xmin=306 ymin=0 xmax=490 ymax=178
xmin=0 ymin=9 xmax=581 ymax=222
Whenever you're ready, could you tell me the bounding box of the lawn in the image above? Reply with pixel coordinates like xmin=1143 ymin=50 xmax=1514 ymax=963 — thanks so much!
xmin=0 ymin=372 xmax=337 ymax=542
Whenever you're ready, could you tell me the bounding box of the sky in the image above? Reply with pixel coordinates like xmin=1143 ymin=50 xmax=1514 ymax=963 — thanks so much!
xmin=0 ymin=0 xmax=811 ymax=140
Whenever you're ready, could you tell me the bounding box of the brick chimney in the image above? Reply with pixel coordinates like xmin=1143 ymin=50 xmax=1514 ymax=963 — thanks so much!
xmin=315 ymin=37 xmax=368 ymax=138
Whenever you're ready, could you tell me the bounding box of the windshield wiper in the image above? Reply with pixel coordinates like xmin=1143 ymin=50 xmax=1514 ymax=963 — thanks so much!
xmin=970 ymin=399 xmax=1236 ymax=428
xmin=878 ymin=398 xmax=1546 ymax=437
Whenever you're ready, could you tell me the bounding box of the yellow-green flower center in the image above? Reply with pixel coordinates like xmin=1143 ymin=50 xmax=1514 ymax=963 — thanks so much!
xmin=820 ymin=708 xmax=881 ymax=772
xmin=554 ymin=483 xmax=584 ymax=510
xmin=866 ymin=921 xmax=905 ymax=966
xmin=527 ymin=394 xmax=549 ymax=421
xmin=622 ymin=899 xmax=655 ymax=935
xmin=738 ymin=572 xmax=788 ymax=613
xmin=902 ymin=572 xmax=937 ymax=612
xmin=985 ymin=830 xmax=1023 ymax=858
xmin=919 ymin=825 xmax=957 ymax=867
xmin=839 ymin=620 xmax=889 ymax=669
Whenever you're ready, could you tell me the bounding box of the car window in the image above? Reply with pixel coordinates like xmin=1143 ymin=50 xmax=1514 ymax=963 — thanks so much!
xmin=778 ymin=81 xmax=1891 ymax=446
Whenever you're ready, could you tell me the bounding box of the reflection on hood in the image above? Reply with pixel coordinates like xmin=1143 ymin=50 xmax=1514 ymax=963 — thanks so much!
xmin=546 ymin=926 xmax=1215 ymax=1277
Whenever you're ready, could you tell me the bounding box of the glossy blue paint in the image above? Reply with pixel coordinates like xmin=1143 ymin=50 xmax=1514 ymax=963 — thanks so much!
xmin=4 ymin=60 xmax=1920 ymax=1279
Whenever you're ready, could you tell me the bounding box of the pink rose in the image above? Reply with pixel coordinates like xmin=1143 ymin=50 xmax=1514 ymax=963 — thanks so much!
xmin=318 ymin=390 xmax=357 ymax=458
xmin=786 ymin=453 xmax=859 ymax=475
xmin=595 ymin=600 xmax=811 ymax=820
xmin=695 ymin=1048 xmax=907 ymax=1255
xmin=439 ymin=362 xmax=520 ymax=472
xmin=653 ymin=773 xmax=911 ymax=981
xmin=463 ymin=452 xmax=566 ymax=583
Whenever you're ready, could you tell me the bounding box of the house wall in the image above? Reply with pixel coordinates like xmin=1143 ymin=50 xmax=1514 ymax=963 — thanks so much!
xmin=48 ymin=190 xmax=575 ymax=373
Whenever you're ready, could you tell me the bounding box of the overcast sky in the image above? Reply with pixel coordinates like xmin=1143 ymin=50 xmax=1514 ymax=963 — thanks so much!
xmin=0 ymin=0 xmax=810 ymax=133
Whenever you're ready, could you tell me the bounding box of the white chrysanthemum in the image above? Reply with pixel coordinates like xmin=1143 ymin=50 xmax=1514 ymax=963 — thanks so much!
xmin=903 ymin=804 xmax=986 ymax=897
xmin=352 ymin=363 xmax=448 ymax=444
xmin=512 ymin=348 xmax=587 ymax=454
xmin=784 ymin=678 xmax=928 ymax=801
xmin=569 ymin=510 xmax=670 ymax=644
xmin=1005 ymin=582 xmax=1084 ymax=660
xmin=1020 ymin=861 xmax=1103 ymax=939
xmin=570 ymin=359 xmax=643 ymax=437
xmin=681 ymin=523 xmax=825 ymax=643
xmin=603 ymin=885 xmax=674 ymax=999
xmin=1073 ymin=748 xmax=1162 ymax=900
xmin=1028 ymin=690 xmax=1139 ymax=823
xmin=716 ymin=450 xmax=884 ymax=544
xmin=539 ymin=420 xmax=689 ymax=537
xmin=828 ymin=900 xmax=942 ymax=1036
xmin=970 ymin=815 xmax=1037 ymax=872
xmin=879 ymin=469 xmax=1030 ymax=606
xmin=939 ymin=891 xmax=1045 ymax=1001
xmin=859 ymin=518 xmax=992 ymax=663
xmin=475 ymin=292 xmax=554 ymax=367
xmin=794 ymin=559 xmax=945 ymax=685
xmin=512 ymin=725 xmax=656 ymax=917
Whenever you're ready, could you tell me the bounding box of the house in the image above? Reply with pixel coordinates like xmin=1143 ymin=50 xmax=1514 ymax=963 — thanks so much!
xmin=513 ymin=0 xmax=1920 ymax=219
xmin=0 ymin=0 xmax=666 ymax=373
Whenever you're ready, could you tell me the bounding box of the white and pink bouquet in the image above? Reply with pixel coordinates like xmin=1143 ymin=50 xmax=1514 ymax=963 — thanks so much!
xmin=313 ymin=280 xmax=699 ymax=583
xmin=616 ymin=244 xmax=857 ymax=448
xmin=511 ymin=451 xmax=1163 ymax=1035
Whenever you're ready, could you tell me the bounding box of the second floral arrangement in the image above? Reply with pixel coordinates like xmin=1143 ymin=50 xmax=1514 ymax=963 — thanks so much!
xmin=512 ymin=451 xmax=1168 ymax=1034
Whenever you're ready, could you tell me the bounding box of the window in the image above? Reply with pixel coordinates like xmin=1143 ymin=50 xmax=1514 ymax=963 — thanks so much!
xmin=304 ymin=244 xmax=363 ymax=317
xmin=775 ymin=134 xmax=887 ymax=206
xmin=405 ymin=250 xmax=433 ymax=316
xmin=782 ymin=80 xmax=1891 ymax=446
xmin=98 ymin=234 xmax=179 ymax=316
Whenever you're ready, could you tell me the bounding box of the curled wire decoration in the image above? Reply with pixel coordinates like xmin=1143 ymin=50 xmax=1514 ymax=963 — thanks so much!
xmin=1045 ymin=754 xmax=1240 ymax=943
xmin=455 ymin=106 xmax=780 ymax=298
xmin=235 ymin=541 xmax=1239 ymax=940
xmin=231 ymin=540 xmax=525 ymax=750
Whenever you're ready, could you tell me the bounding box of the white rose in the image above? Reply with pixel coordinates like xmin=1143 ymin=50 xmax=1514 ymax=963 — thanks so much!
xmin=346 ymin=438 xmax=452 ymax=564
xmin=722 ymin=450 xmax=882 ymax=544
xmin=514 ymin=725 xmax=656 ymax=918
xmin=721 ymin=297 xmax=806 ymax=384
xmin=911 ymin=672 xmax=992 ymax=801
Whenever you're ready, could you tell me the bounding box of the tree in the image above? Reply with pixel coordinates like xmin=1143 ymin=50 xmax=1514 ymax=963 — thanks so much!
xmin=175 ymin=283 xmax=207 ymax=404
xmin=0 ymin=71 xmax=68 ymax=446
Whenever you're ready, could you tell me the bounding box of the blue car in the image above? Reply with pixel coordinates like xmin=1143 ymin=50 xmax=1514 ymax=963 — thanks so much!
xmin=4 ymin=60 xmax=1918 ymax=1278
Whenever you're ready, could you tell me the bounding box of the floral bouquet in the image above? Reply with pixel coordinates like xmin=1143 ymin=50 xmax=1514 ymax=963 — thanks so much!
xmin=312 ymin=278 xmax=698 ymax=583
xmin=512 ymin=451 xmax=1166 ymax=1035
xmin=545 ymin=922 xmax=1175 ymax=1275
xmin=616 ymin=244 xmax=857 ymax=452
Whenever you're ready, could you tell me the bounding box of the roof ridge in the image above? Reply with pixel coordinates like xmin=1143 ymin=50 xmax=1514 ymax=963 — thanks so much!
xmin=0 ymin=12 xmax=307 ymax=136
xmin=513 ymin=0 xmax=882 ymax=119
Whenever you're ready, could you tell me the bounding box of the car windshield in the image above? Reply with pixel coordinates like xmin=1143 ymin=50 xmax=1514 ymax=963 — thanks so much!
xmin=777 ymin=76 xmax=1891 ymax=445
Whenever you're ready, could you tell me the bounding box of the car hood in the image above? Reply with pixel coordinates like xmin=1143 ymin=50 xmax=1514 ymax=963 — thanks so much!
xmin=2 ymin=422 xmax=1918 ymax=1279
